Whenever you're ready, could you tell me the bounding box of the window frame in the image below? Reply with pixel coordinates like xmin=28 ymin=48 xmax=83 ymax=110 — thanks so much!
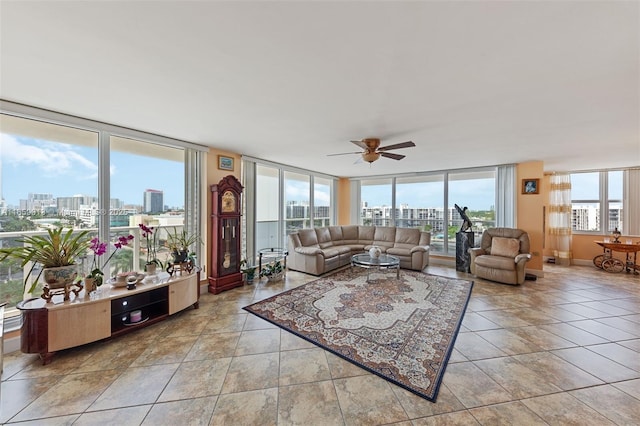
xmin=353 ymin=166 xmax=498 ymax=256
xmin=570 ymin=170 xmax=624 ymax=235
xmin=0 ymin=100 xmax=206 ymax=326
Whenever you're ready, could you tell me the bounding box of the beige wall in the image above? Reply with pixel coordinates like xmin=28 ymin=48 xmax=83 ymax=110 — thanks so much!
xmin=337 ymin=178 xmax=351 ymax=225
xmin=516 ymin=161 xmax=544 ymax=273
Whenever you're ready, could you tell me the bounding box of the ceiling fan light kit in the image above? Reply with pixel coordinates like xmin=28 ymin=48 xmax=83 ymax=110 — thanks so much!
xmin=362 ymin=151 xmax=381 ymax=163
xmin=328 ymin=137 xmax=416 ymax=164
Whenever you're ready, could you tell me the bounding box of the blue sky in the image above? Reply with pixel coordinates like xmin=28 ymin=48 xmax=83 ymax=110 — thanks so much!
xmin=1 ymin=134 xmax=185 ymax=208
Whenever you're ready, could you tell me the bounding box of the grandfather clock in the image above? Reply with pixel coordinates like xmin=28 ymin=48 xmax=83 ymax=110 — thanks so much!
xmin=209 ymin=175 xmax=244 ymax=294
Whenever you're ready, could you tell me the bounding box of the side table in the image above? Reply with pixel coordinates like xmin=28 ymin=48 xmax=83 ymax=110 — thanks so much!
xmin=258 ymin=247 xmax=288 ymax=281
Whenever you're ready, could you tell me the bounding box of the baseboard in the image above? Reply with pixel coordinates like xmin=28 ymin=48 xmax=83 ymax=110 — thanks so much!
xmin=428 ymin=256 xmax=455 ymax=267
xmin=4 ymin=335 xmax=20 ymax=354
xmin=544 ymin=256 xmax=593 ymax=267
xmin=571 ymin=259 xmax=594 ymax=267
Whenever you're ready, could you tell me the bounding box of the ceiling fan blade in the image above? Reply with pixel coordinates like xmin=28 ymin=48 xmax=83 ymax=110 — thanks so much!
xmin=380 ymin=152 xmax=405 ymax=160
xmin=327 ymin=151 xmax=360 ymax=156
xmin=354 ymin=155 xmax=364 ymax=164
xmin=377 ymin=141 xmax=415 ymax=151
xmin=350 ymin=140 xmax=368 ymax=150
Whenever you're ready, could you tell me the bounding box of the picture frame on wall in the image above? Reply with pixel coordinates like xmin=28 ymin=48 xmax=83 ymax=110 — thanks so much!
xmin=218 ymin=155 xmax=234 ymax=171
xmin=522 ymin=178 xmax=539 ymax=194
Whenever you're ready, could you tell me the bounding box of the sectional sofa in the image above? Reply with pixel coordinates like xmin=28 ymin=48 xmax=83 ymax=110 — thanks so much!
xmin=287 ymin=225 xmax=431 ymax=276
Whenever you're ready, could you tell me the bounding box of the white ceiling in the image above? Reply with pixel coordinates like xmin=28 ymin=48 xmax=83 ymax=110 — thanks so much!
xmin=1 ymin=1 xmax=638 ymax=177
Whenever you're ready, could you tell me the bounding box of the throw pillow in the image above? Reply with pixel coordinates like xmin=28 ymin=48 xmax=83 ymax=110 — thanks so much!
xmin=491 ymin=237 xmax=520 ymax=258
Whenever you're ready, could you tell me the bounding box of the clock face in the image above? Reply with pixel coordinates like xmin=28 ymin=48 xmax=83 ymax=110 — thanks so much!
xmin=221 ymin=190 xmax=236 ymax=213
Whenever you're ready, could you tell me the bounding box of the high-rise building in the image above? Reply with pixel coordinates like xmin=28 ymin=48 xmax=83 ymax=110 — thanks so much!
xmin=143 ymin=189 xmax=163 ymax=214
xmin=57 ymin=194 xmax=97 ymax=215
xmin=24 ymin=192 xmax=55 ymax=213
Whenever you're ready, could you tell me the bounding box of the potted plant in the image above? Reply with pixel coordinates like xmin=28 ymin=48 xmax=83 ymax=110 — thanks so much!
xmin=0 ymin=227 xmax=91 ymax=294
xmin=166 ymin=227 xmax=201 ymax=264
xmin=139 ymin=223 xmax=162 ymax=274
xmin=260 ymin=259 xmax=283 ymax=282
xmin=240 ymin=259 xmax=258 ymax=284
xmin=86 ymin=233 xmax=134 ymax=292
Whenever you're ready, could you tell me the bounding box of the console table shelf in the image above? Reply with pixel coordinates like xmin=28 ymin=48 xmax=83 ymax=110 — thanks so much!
xmin=17 ymin=272 xmax=199 ymax=364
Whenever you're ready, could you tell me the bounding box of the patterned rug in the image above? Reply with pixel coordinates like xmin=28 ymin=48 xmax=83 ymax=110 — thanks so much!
xmin=243 ymin=267 xmax=473 ymax=401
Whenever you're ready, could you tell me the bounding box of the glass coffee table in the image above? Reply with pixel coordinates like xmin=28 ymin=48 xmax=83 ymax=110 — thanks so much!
xmin=351 ymin=253 xmax=400 ymax=282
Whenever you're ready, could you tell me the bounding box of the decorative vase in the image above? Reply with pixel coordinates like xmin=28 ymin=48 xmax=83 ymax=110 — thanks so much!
xmin=43 ymin=265 xmax=78 ymax=289
xmin=369 ymin=246 xmax=381 ymax=259
xmin=145 ymin=263 xmax=157 ymax=275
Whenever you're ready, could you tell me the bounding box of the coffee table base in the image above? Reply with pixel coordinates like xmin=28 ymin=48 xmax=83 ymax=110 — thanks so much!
xmin=351 ymin=254 xmax=401 ymax=283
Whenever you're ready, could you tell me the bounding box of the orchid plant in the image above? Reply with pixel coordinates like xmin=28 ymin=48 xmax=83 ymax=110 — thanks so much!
xmin=87 ymin=234 xmax=134 ymax=286
xmin=139 ymin=223 xmax=163 ymax=268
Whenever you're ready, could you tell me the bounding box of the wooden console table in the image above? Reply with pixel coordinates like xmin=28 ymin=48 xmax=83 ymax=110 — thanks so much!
xmin=594 ymin=241 xmax=640 ymax=274
xmin=17 ymin=272 xmax=199 ymax=364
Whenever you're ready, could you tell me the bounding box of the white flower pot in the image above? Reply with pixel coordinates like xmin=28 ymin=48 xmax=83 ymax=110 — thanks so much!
xmin=43 ymin=265 xmax=78 ymax=289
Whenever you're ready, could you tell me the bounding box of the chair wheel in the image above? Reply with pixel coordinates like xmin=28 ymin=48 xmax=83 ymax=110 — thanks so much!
xmin=593 ymin=254 xmax=605 ymax=269
xmin=602 ymin=258 xmax=625 ymax=273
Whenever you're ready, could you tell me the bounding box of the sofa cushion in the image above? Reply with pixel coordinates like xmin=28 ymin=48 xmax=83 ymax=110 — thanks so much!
xmin=491 ymin=237 xmax=520 ymax=258
xmin=373 ymin=226 xmax=396 ymax=249
xmin=298 ymin=229 xmax=319 ymax=247
xmin=328 ymin=226 xmax=344 ymax=243
xmin=475 ymin=254 xmax=516 ymax=271
xmin=341 ymin=225 xmax=359 ymax=244
xmin=394 ymin=228 xmax=421 ymax=249
xmin=358 ymin=226 xmax=375 ymax=244
xmin=316 ymin=227 xmax=334 ymax=249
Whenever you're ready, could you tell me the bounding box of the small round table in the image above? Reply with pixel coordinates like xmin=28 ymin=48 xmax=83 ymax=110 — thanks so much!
xmin=594 ymin=241 xmax=640 ymax=274
xmin=351 ymin=253 xmax=400 ymax=282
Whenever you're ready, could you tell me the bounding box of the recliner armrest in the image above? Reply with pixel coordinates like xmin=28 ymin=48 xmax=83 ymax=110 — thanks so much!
xmin=515 ymin=253 xmax=532 ymax=263
xmin=295 ymin=246 xmax=322 ymax=255
xmin=410 ymin=245 xmax=429 ymax=253
xmin=469 ymin=248 xmax=485 ymax=258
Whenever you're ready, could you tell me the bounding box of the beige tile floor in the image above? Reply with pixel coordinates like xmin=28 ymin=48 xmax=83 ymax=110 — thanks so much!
xmin=2 ymin=264 xmax=640 ymax=425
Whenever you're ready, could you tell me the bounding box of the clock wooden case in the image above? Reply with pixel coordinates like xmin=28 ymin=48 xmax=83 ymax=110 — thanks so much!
xmin=209 ymin=175 xmax=244 ymax=294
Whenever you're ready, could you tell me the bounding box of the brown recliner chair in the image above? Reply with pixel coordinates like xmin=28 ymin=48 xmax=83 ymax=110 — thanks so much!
xmin=469 ymin=228 xmax=532 ymax=285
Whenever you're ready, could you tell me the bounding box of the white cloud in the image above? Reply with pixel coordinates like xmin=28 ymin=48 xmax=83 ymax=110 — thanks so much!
xmin=1 ymin=134 xmax=98 ymax=178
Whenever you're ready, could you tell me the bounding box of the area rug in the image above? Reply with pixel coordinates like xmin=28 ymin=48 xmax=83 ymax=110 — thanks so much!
xmin=243 ymin=267 xmax=473 ymax=402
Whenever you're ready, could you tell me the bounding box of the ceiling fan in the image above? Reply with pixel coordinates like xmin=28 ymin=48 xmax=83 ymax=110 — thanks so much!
xmin=328 ymin=138 xmax=416 ymax=163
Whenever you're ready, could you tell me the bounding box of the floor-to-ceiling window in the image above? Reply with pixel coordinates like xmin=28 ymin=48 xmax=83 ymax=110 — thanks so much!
xmin=314 ymin=177 xmax=332 ymax=227
xmin=448 ymin=170 xmax=496 ymax=252
xmin=284 ymin=171 xmax=310 ymax=235
xmin=0 ymin=103 xmax=205 ymax=317
xmin=110 ymin=136 xmax=186 ymax=274
xmin=0 ymin=114 xmax=99 ymax=307
xmin=396 ymin=175 xmax=445 ymax=251
xmin=355 ymin=167 xmax=497 ymax=255
xmin=244 ymin=158 xmax=337 ymax=261
xmin=256 ymin=164 xmax=281 ymax=250
xmin=360 ymin=178 xmax=392 ymax=226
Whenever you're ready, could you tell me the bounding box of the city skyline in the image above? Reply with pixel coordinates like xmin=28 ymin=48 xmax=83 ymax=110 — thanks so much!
xmin=1 ymin=133 xmax=185 ymax=209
